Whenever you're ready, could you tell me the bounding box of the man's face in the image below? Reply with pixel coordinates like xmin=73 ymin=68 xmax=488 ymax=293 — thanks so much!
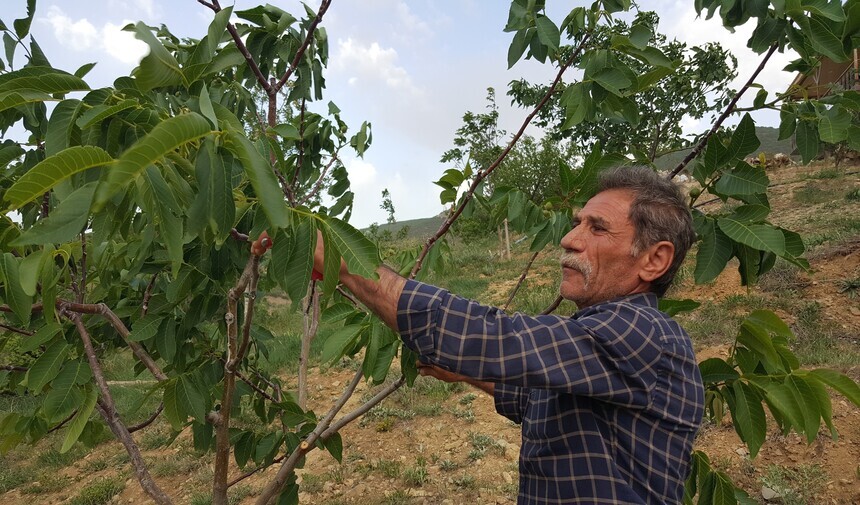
xmin=559 ymin=189 xmax=647 ymax=307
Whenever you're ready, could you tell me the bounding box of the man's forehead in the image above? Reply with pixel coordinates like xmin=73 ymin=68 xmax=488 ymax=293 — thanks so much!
xmin=577 ymin=189 xmax=633 ymax=221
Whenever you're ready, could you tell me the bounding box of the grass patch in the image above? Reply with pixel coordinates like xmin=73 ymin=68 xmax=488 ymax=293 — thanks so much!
xmin=37 ymin=445 xmax=86 ymax=469
xmin=69 ymin=477 xmax=124 ymax=505
xmin=793 ymin=183 xmax=833 ymax=205
xmin=676 ymin=300 xmax=744 ymax=347
xmin=402 ymin=457 xmax=429 ymax=486
xmin=0 ymin=459 xmax=31 ymax=492
xmin=760 ymin=463 xmax=828 ymax=505
xmin=845 ymin=187 xmax=860 ymax=201
xmin=791 ymin=302 xmax=859 ymax=367
xmin=21 ymin=472 xmax=72 ymax=495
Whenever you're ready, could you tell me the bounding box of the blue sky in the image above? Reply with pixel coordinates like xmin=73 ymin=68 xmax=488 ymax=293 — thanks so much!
xmin=5 ymin=1 xmax=798 ymax=227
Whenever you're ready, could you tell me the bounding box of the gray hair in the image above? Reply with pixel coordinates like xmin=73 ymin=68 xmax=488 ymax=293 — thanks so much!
xmin=597 ymin=166 xmax=696 ymax=297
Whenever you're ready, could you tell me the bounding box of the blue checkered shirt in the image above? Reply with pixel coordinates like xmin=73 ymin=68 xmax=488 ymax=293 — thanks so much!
xmin=396 ymin=280 xmax=704 ymax=504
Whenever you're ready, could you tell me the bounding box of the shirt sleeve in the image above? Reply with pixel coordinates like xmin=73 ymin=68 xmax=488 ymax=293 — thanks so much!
xmin=396 ymin=279 xmax=663 ymax=409
xmin=493 ymin=383 xmax=527 ymax=424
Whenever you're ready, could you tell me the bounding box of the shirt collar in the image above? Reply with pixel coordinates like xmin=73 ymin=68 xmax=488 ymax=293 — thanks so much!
xmin=573 ymin=291 xmax=659 ymax=318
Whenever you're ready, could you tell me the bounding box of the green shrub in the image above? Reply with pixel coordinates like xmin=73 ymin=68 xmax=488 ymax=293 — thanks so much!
xmin=69 ymin=478 xmax=124 ymax=505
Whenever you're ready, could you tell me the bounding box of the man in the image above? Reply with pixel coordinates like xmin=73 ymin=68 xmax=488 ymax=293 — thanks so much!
xmin=314 ymin=166 xmax=704 ymax=504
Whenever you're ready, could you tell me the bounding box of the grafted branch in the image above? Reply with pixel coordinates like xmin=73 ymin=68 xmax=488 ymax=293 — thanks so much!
xmin=503 ymin=250 xmax=541 ymax=312
xmin=410 ymin=33 xmax=593 ymax=278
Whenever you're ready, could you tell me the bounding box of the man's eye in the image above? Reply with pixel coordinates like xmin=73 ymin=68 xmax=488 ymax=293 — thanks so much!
xmin=571 ymin=219 xmax=581 ymax=228
xmin=592 ymin=225 xmax=605 ymax=232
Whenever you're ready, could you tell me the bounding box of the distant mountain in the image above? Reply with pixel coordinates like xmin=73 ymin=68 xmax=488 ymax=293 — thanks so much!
xmin=364 ymin=215 xmax=445 ymax=240
xmin=653 ymin=126 xmax=794 ymax=171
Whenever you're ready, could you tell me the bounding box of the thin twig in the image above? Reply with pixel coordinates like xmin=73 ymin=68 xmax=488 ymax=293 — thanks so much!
xmin=503 ymin=250 xmax=540 ymax=312
xmin=231 ymin=228 xmax=250 ymax=242
xmin=228 ymin=454 xmax=287 ymax=488
xmin=142 ymin=273 xmax=159 ymax=317
xmin=0 ymin=323 xmax=34 ymax=336
xmin=298 ymin=153 xmax=339 ymax=206
xmin=321 ymin=375 xmax=406 ymax=439
xmin=273 ymin=1 xmax=333 ymax=93
xmin=2 ymin=364 xmax=29 ymax=372
xmin=410 ymin=33 xmax=592 ymax=279
xmin=47 ymin=410 xmax=78 ymax=434
xmin=291 ymin=98 xmax=307 ymax=189
xmin=668 ymin=44 xmax=778 ymax=179
xmin=129 ymin=403 xmax=165 ymax=433
xmin=41 ymin=192 xmax=50 ymax=218
xmin=199 ymin=0 xmax=273 ymax=95
xmin=541 ymin=295 xmax=564 ymax=315
xmin=78 ymin=230 xmax=87 ymax=304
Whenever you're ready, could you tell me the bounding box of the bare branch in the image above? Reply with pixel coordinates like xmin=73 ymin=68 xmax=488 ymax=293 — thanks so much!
xmin=503 ymin=250 xmax=541 ymax=312
xmin=297 ymin=152 xmax=339 ymax=206
xmin=47 ymin=410 xmax=78 ymax=434
xmin=668 ymin=44 xmax=778 ymax=179
xmin=321 ymin=375 xmax=405 ymax=439
xmin=69 ymin=314 xmax=173 ymax=505
xmin=541 ymin=295 xmax=564 ymax=316
xmin=142 ymin=272 xmax=159 ymax=318
xmin=58 ymin=300 xmax=167 ymax=382
xmin=231 ymin=228 xmax=250 ymax=242
xmin=0 ymin=322 xmax=34 ymax=336
xmin=41 ymin=192 xmax=50 ymax=218
xmin=410 ymin=34 xmax=593 ymax=278
xmin=255 ymin=368 xmax=363 ymax=505
xmin=298 ymin=284 xmax=321 ymax=409
xmin=273 ymin=1 xmax=333 ymax=93
xmin=129 ymin=403 xmax=164 ymax=433
xmin=199 ymin=0 xmax=273 ymax=95
xmin=2 ymin=364 xmax=29 ymax=372
xmin=78 ymin=230 xmax=87 ymax=304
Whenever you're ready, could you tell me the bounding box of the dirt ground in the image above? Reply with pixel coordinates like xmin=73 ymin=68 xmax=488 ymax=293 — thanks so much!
xmin=2 ymin=161 xmax=860 ymax=504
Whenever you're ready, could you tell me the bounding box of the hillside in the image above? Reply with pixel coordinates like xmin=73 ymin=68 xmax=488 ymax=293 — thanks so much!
xmin=654 ymin=126 xmax=795 ymax=171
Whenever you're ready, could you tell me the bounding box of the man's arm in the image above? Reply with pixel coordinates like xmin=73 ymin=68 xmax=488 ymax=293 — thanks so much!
xmin=314 ymin=232 xmax=406 ymax=331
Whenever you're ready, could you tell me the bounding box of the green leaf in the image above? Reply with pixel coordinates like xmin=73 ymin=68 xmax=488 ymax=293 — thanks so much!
xmin=325 ymin=217 xmax=380 ymax=279
xmin=738 ymin=320 xmax=782 ymax=370
xmin=27 ymin=340 xmax=70 ymax=393
xmin=698 ymin=358 xmax=740 ymax=384
xmin=818 ymin=105 xmax=851 ymax=143
xmin=657 ymin=298 xmax=701 ymax=317
xmin=271 ymin=123 xmax=301 ymax=140
xmin=163 ymin=379 xmax=187 ymax=430
xmin=591 ymin=67 xmax=631 ymax=96
xmin=535 ymin=16 xmax=559 ymax=52
xmin=5 ymin=146 xmax=113 ymax=210
xmin=198 ymin=83 xmax=218 ymax=129
xmin=724 ymin=114 xmax=760 ymax=162
xmin=763 ymin=382 xmax=806 ymax=433
xmin=43 ymin=360 xmax=91 ymax=423
xmin=45 ymin=99 xmax=84 ymax=157
xmin=0 ymin=253 xmax=32 ymax=326
xmin=21 ymin=323 xmax=63 ymax=353
xmin=18 ymin=249 xmax=44 ymax=296
xmin=806 ymin=15 xmax=849 ymax=61
xmin=76 ymin=99 xmax=138 ymax=130
xmin=128 ymin=314 xmax=164 ymax=342
xmin=12 ymin=0 xmax=35 ymax=38
xmin=94 ymin=113 xmax=212 ymax=208
xmin=60 ymin=385 xmax=98 ymax=453
xmin=320 ymin=221 xmax=341 ymax=299
xmin=128 ymin=22 xmax=185 ymax=90
xmin=745 ymin=310 xmax=793 ymax=339
xmin=729 ymin=381 xmax=767 ymax=457
xmin=778 ymin=106 xmax=797 ymax=141
xmin=0 ymin=68 xmax=89 ymax=96
xmin=808 ymin=369 xmax=860 ymax=406
xmin=694 ymin=219 xmax=733 ymax=284
xmin=321 ymin=324 xmax=363 ymax=364
xmin=795 ymin=120 xmax=820 ymax=164
xmin=322 ymin=432 xmax=343 ymax=463
xmin=222 ymin=131 xmax=290 ymax=229
xmin=559 ymin=82 xmax=591 ymax=130
xmin=717 ymin=219 xmax=786 ymax=255
xmin=12 ymin=183 xmax=97 ymax=246
xmin=507 ymin=29 xmax=530 ymax=69
xmin=281 ymin=218 xmax=315 ymax=304
xmin=787 ymin=374 xmax=821 ymax=442
xmin=176 ymin=374 xmax=207 ymax=421
xmin=727 ymin=204 xmax=770 ymax=223
xmin=804 ymin=373 xmax=837 ymax=438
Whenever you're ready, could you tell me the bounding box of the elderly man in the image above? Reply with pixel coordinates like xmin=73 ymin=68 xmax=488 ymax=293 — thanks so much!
xmin=314 ymin=166 xmax=704 ymax=504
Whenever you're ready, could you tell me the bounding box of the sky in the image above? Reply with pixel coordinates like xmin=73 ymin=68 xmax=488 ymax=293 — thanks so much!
xmin=4 ymin=0 xmax=799 ymax=228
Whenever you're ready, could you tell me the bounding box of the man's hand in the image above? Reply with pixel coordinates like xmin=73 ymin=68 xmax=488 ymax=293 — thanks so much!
xmin=417 ymin=362 xmax=494 ymax=396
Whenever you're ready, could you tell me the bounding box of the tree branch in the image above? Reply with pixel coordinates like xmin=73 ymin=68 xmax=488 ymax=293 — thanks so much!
xmin=0 ymin=322 xmax=34 ymax=336
xmin=255 ymin=368 xmax=363 ymax=505
xmin=199 ymin=0 xmax=273 ymax=95
xmin=59 ymin=300 xmax=167 ymax=382
xmin=668 ymin=44 xmax=778 ymax=179
xmin=410 ymin=33 xmax=592 ymax=278
xmin=297 ymin=152 xmax=339 ymax=206
xmin=273 ymin=1 xmax=333 ymax=93
xmin=503 ymin=250 xmax=541 ymax=312
xmin=129 ymin=403 xmax=164 ymax=433
xmin=2 ymin=364 xmax=29 ymax=372
xmin=78 ymin=229 xmax=87 ymax=304
xmin=141 ymin=272 xmax=159 ymax=318
xmin=69 ymin=314 xmax=173 ymax=505
xmin=541 ymin=295 xmax=564 ymax=315
xmin=321 ymin=375 xmax=406 ymax=439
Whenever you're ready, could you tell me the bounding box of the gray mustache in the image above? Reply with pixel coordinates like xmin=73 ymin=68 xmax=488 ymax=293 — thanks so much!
xmin=560 ymin=252 xmax=592 ymax=279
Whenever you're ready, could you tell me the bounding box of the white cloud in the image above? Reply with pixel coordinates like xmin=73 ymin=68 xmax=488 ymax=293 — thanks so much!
xmin=342 ymin=156 xmax=378 ymax=188
xmin=39 ymin=6 xmax=147 ymax=66
xmin=331 ymin=38 xmax=421 ymax=95
xmin=42 ymin=6 xmax=98 ymax=51
xmin=394 ymin=2 xmax=432 ymax=41
xmin=102 ymin=22 xmax=148 ymax=65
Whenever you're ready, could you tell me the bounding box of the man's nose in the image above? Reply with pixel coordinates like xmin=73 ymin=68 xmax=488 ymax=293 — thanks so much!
xmin=560 ymin=226 xmax=584 ymax=252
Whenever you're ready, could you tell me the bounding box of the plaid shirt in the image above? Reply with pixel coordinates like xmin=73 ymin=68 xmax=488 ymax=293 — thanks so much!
xmin=397 ymin=280 xmax=704 ymax=505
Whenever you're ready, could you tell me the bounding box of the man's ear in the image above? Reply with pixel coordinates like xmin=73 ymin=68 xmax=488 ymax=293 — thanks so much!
xmin=638 ymin=241 xmax=674 ymax=283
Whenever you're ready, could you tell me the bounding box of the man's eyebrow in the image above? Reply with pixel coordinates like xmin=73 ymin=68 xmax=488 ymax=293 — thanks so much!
xmin=572 ymin=214 xmax=610 ymax=228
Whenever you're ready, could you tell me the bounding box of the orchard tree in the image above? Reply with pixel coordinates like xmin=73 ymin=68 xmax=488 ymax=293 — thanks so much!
xmin=1 ymin=2 xmax=860 ymax=505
